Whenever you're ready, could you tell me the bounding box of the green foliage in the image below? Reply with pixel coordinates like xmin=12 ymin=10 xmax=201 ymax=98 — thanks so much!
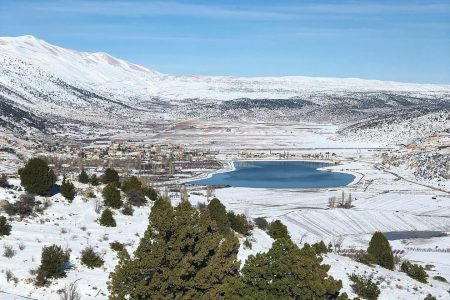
xmin=227 ymin=211 xmax=253 ymax=235
xmin=0 ymin=216 xmax=11 ymax=236
xmin=243 ymin=238 xmax=252 ymax=249
xmin=268 ymin=220 xmax=290 ymax=240
xmin=143 ymin=186 xmax=158 ymax=201
xmin=207 ymin=198 xmax=230 ymax=233
xmin=90 ymin=174 xmax=99 ymax=186
xmin=121 ymin=176 xmax=142 ymax=193
xmin=80 ymin=246 xmax=104 ymax=269
xmin=241 ymin=238 xmax=343 ymax=299
xmin=99 ymin=209 xmax=116 ymax=227
xmin=312 ymin=241 xmax=329 ymax=255
xmin=35 ymin=244 xmax=70 ymax=286
xmin=102 ymin=184 xmax=122 ymax=209
xmin=0 ymin=174 xmax=9 ymax=188
xmin=367 ymin=232 xmax=394 ymax=270
xmin=121 ymin=202 xmax=134 ymax=216
xmin=424 ymin=294 xmax=437 ymax=300
xmin=108 ymin=199 xmax=242 ymax=299
xmin=60 ymin=177 xmax=75 ymax=201
xmin=349 ymin=273 xmax=380 ymax=300
xmin=78 ymin=170 xmax=89 ymax=184
xmin=103 ymin=168 xmax=119 ymax=184
xmin=432 ymin=275 xmax=447 ymax=282
xmin=254 ymin=217 xmax=268 ymax=230
xmin=19 ymin=158 xmax=56 ymax=196
xmin=110 ymin=241 xmax=125 ymax=252
xmin=401 ymin=261 xmax=428 ymax=283
xmin=126 ymin=189 xmax=147 ymax=207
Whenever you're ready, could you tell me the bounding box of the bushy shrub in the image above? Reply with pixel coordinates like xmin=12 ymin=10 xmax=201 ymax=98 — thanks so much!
xmin=121 ymin=176 xmax=142 ymax=193
xmin=103 ymin=168 xmax=119 ymax=184
xmin=227 ymin=211 xmax=253 ymax=235
xmin=99 ymin=209 xmax=116 ymax=227
xmin=102 ymin=184 xmax=122 ymax=208
xmin=0 ymin=216 xmax=11 ymax=236
xmin=432 ymin=275 xmax=447 ymax=282
xmin=78 ymin=170 xmax=89 ymax=184
xmin=90 ymin=174 xmax=99 ymax=186
xmin=4 ymin=193 xmax=36 ymax=217
xmin=254 ymin=217 xmax=268 ymax=230
xmin=312 ymin=241 xmax=329 ymax=255
xmin=367 ymin=232 xmax=394 ymax=270
xmin=110 ymin=241 xmax=125 ymax=252
xmin=80 ymin=246 xmax=104 ymax=269
xmin=424 ymin=294 xmax=437 ymax=300
xmin=35 ymin=244 xmax=70 ymax=286
xmin=349 ymin=273 xmax=380 ymax=300
xmin=401 ymin=261 xmax=428 ymax=283
xmin=19 ymin=158 xmax=56 ymax=196
xmin=122 ymin=203 xmax=134 ymax=216
xmin=60 ymin=177 xmax=75 ymax=201
xmin=143 ymin=186 xmax=158 ymax=201
xmin=268 ymin=220 xmax=290 ymax=240
xmin=126 ymin=189 xmax=147 ymax=207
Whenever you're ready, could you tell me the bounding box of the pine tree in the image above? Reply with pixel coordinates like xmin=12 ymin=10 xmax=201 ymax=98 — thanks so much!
xmin=35 ymin=244 xmax=70 ymax=286
xmin=121 ymin=176 xmax=142 ymax=193
xmin=241 ymin=238 xmax=343 ymax=299
xmin=60 ymin=177 xmax=75 ymax=201
xmin=108 ymin=199 xmax=242 ymax=299
xmin=90 ymin=174 xmax=99 ymax=186
xmin=367 ymin=232 xmax=394 ymax=270
xmin=78 ymin=169 xmax=89 ymax=184
xmin=207 ymin=198 xmax=230 ymax=233
xmin=102 ymin=184 xmax=122 ymax=208
xmin=268 ymin=220 xmax=290 ymax=239
xmin=0 ymin=216 xmax=11 ymax=236
xmin=19 ymin=158 xmax=56 ymax=196
xmin=104 ymin=168 xmax=119 ymax=184
xmin=99 ymin=208 xmax=116 ymax=227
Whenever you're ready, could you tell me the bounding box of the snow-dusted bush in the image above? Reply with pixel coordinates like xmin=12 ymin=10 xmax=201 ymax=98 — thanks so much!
xmin=349 ymin=273 xmax=380 ymax=300
xmin=80 ymin=246 xmax=104 ymax=269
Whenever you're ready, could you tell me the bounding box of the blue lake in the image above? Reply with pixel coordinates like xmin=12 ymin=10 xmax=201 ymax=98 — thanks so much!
xmin=189 ymin=161 xmax=355 ymax=189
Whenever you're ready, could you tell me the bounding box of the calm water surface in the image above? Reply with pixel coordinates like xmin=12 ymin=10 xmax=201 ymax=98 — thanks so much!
xmin=190 ymin=161 xmax=355 ymax=189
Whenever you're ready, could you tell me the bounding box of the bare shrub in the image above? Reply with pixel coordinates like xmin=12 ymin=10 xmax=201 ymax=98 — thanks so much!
xmin=3 ymin=245 xmax=16 ymax=258
xmin=58 ymin=282 xmax=81 ymax=300
xmin=18 ymin=242 xmax=26 ymax=251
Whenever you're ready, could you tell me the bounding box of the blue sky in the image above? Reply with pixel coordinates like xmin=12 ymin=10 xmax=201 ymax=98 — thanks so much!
xmin=1 ymin=0 xmax=449 ymax=83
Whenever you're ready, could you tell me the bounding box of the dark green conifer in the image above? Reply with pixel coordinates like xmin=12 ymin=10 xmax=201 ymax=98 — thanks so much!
xmin=60 ymin=176 xmax=75 ymax=201
xmin=78 ymin=169 xmax=89 ymax=184
xmin=102 ymin=184 xmax=122 ymax=208
xmin=268 ymin=219 xmax=290 ymax=239
xmin=0 ymin=216 xmax=11 ymax=236
xmin=207 ymin=198 xmax=230 ymax=233
xmin=367 ymin=232 xmax=394 ymax=270
xmin=99 ymin=208 xmax=116 ymax=227
xmin=19 ymin=158 xmax=56 ymax=196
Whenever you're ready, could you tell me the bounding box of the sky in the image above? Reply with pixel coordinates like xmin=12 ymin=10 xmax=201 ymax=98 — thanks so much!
xmin=1 ymin=0 xmax=449 ymax=84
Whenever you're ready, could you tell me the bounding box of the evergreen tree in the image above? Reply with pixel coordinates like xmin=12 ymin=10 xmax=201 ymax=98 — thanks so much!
xmin=121 ymin=176 xmax=142 ymax=193
xmin=35 ymin=244 xmax=70 ymax=286
xmin=108 ymin=199 xmax=242 ymax=299
xmin=102 ymin=184 xmax=122 ymax=208
xmin=19 ymin=158 xmax=56 ymax=196
xmin=99 ymin=208 xmax=116 ymax=227
xmin=90 ymin=174 xmax=99 ymax=186
xmin=78 ymin=169 xmax=89 ymax=184
xmin=268 ymin=220 xmax=290 ymax=240
xmin=227 ymin=211 xmax=253 ymax=235
xmin=401 ymin=261 xmax=428 ymax=283
xmin=207 ymin=198 xmax=230 ymax=233
xmin=367 ymin=232 xmax=394 ymax=270
xmin=103 ymin=168 xmax=119 ymax=184
xmin=241 ymin=238 xmax=343 ymax=299
xmin=143 ymin=186 xmax=158 ymax=201
xmin=60 ymin=177 xmax=75 ymax=201
xmin=0 ymin=216 xmax=11 ymax=236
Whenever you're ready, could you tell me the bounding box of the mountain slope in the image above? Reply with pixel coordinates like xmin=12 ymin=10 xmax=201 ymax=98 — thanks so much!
xmin=0 ymin=35 xmax=449 ymax=143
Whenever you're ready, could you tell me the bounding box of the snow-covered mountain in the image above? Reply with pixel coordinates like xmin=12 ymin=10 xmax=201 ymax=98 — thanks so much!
xmin=1 ymin=35 xmax=449 ymax=141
